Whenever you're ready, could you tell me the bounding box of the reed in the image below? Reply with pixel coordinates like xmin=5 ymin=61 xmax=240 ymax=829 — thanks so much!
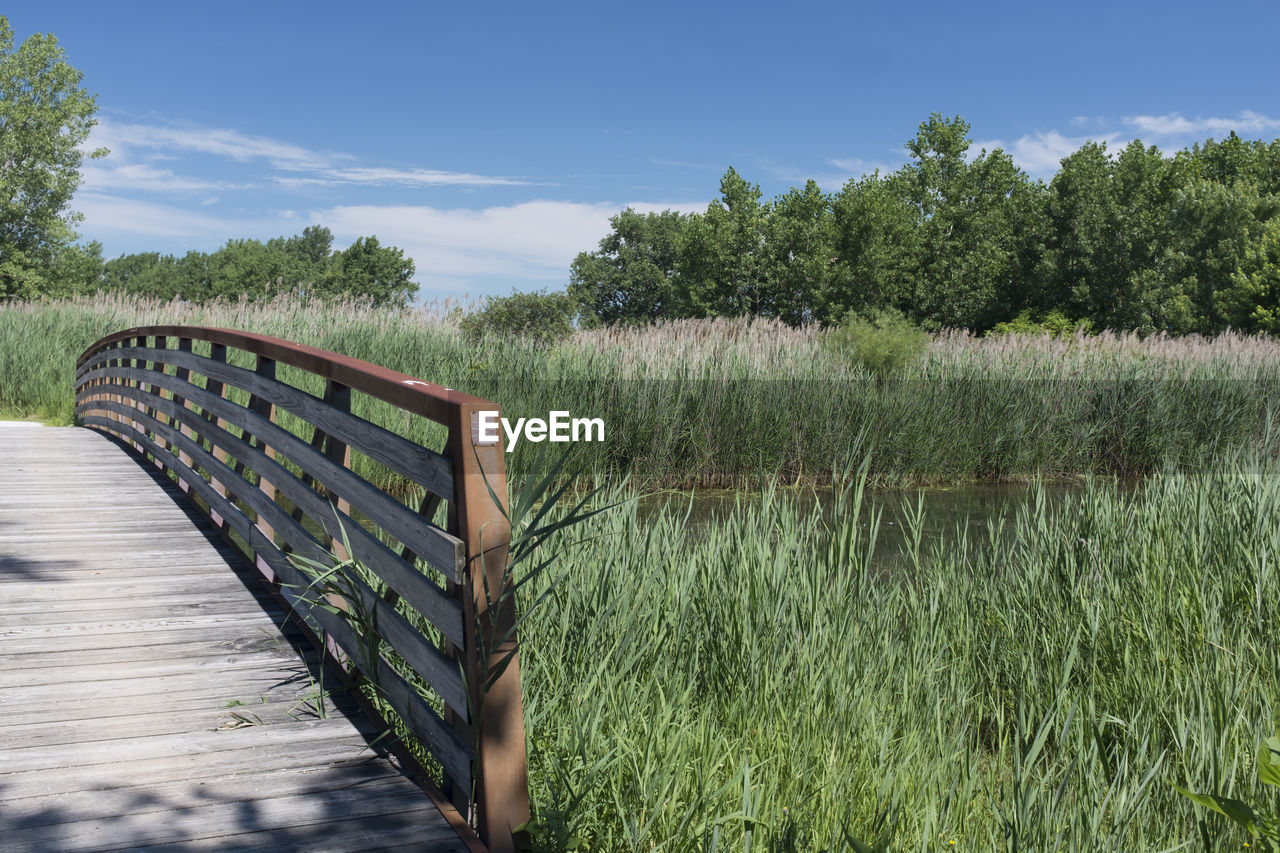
xmin=516 ymin=457 xmax=1280 ymax=850
xmin=3 ymin=294 xmax=1279 ymax=487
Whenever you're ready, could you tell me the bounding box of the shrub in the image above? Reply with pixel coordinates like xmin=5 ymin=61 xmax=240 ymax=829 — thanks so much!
xmin=822 ymin=308 xmax=928 ymax=375
xmin=990 ymin=309 xmax=1095 ymax=338
xmin=459 ymin=289 xmax=576 ymax=346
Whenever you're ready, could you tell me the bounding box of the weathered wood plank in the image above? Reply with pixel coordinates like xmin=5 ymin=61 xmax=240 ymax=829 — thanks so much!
xmin=0 ymin=726 xmax=382 ymax=797
xmin=0 ymin=423 xmax=471 ymax=852
xmin=0 ymin=624 xmax=292 ymax=656
xmin=0 ymin=646 xmax=321 ymax=690
xmin=0 ymin=673 xmax=334 ymax=728
xmin=3 ymin=760 xmax=401 ymax=823
xmin=2 ymin=780 xmax=461 ymax=853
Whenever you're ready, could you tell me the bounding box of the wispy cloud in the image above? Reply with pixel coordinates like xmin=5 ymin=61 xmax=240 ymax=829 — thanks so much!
xmin=752 ymin=155 xmax=901 ymax=192
xmin=315 ymin=200 xmax=701 ymax=284
xmin=1124 ymin=110 xmax=1280 ymax=138
xmin=83 ymin=118 xmax=531 ymax=194
xmin=651 ymin=157 xmax=723 ymax=171
xmin=90 ymin=119 xmax=348 ymax=171
xmin=824 ymin=157 xmax=901 ymax=185
xmin=972 ymin=111 xmax=1280 ymax=178
xmin=303 ymin=166 xmax=531 ymax=188
xmin=79 ymin=163 xmax=240 ymax=193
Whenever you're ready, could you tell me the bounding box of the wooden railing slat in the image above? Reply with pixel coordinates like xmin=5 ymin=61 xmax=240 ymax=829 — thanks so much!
xmin=80 ymin=383 xmax=466 ymax=650
xmin=82 ymin=397 xmax=471 ymax=720
xmin=76 ymin=325 xmax=527 ymax=852
xmin=77 ymin=361 xmax=465 ymax=584
xmin=78 ymin=345 xmax=454 ymax=499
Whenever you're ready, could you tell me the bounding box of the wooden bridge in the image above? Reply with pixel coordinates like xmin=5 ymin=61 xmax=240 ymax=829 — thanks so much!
xmin=0 ymin=328 xmax=529 ymax=852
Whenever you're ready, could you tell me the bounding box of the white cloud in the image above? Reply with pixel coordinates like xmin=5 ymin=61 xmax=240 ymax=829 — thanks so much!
xmin=314 ymin=166 xmax=532 ymax=188
xmin=90 ymin=119 xmax=346 ymax=171
xmin=823 ymin=157 xmax=900 ymax=186
xmin=316 ymin=200 xmax=704 ymax=292
xmin=629 ymin=201 xmax=705 ymax=216
xmin=74 ymin=193 xmax=703 ymax=294
xmin=79 ymin=163 xmax=236 ymax=193
xmin=314 ymin=201 xmax=630 ymax=281
xmin=1124 ymin=111 xmax=1280 ymax=138
xmin=84 ymin=118 xmax=529 ymax=192
xmin=972 ymin=131 xmax=1122 ymax=177
xmin=73 ymin=193 xmax=297 ymax=244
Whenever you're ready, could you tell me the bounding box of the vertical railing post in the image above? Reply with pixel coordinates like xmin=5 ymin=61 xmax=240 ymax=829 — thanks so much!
xmin=147 ymin=335 xmax=170 ymax=462
xmin=171 ymin=338 xmax=196 ymax=494
xmin=203 ymin=343 xmax=231 ymax=531
xmin=109 ymin=339 xmax=125 ymax=432
xmin=248 ymin=356 xmax=278 ymax=553
xmin=127 ymin=335 xmax=145 ymax=453
xmin=321 ymin=380 xmax=353 ymax=559
xmin=446 ymin=400 xmax=530 ymax=853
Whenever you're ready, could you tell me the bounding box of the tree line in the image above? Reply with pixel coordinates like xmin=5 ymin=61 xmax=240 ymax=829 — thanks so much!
xmin=8 ymin=227 xmax=418 ymax=308
xmin=60 ymin=227 xmax=416 ymax=306
xmin=569 ymin=115 xmax=1280 ymax=335
xmin=1 ymin=17 xmax=415 ymax=307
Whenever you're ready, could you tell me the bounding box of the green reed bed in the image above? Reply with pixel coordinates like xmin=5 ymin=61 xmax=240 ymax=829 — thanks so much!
xmin=2 ymin=294 xmax=1279 ymax=487
xmin=517 ymin=459 xmax=1280 ymax=850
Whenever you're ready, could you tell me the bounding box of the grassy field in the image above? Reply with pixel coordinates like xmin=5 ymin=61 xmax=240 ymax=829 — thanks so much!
xmin=2 ymin=293 xmax=1279 ymax=488
xmin=517 ymin=458 xmax=1280 ymax=850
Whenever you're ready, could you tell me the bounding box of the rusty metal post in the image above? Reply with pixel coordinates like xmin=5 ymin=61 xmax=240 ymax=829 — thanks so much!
xmin=446 ymin=400 xmax=530 ymax=853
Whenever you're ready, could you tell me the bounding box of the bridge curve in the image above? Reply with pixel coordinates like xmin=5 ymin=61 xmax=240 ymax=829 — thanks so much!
xmin=0 ymin=327 xmax=530 ymax=852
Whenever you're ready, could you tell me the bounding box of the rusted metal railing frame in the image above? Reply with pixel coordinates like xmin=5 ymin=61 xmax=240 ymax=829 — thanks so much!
xmin=74 ymin=325 xmax=530 ymax=852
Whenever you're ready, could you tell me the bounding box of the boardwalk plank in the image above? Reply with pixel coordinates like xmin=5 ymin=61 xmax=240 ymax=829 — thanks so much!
xmin=0 ymin=422 xmax=469 ymax=852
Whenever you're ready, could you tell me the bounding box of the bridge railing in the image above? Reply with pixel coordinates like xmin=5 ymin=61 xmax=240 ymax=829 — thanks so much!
xmin=74 ymin=325 xmax=529 ymax=852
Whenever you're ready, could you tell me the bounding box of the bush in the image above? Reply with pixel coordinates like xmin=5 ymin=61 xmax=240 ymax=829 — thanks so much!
xmin=459 ymin=289 xmax=576 ymax=346
xmin=822 ymin=308 xmax=928 ymax=375
xmin=990 ymin=309 xmax=1094 ymax=338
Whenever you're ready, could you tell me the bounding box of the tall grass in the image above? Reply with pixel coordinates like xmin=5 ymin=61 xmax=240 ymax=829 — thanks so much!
xmin=517 ymin=458 xmax=1280 ymax=850
xmin=2 ymin=294 xmax=1279 ymax=487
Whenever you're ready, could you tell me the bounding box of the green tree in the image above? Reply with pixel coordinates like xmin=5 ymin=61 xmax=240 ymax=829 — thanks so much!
xmin=1191 ymin=132 xmax=1280 ymax=196
xmin=0 ymin=16 xmax=104 ymax=298
xmin=568 ymin=207 xmax=690 ymax=326
xmin=762 ymin=179 xmax=835 ymax=324
xmin=1158 ymin=179 xmax=1280 ymax=332
xmin=270 ymin=224 xmax=334 ymax=295
xmin=325 ymin=235 xmax=416 ymax=306
xmin=1227 ymin=214 xmax=1280 ymax=333
xmin=828 ymin=170 xmax=920 ymax=323
xmin=898 ymin=114 xmax=1042 ymax=331
xmin=208 ymin=238 xmax=290 ymax=300
xmin=1041 ymin=140 xmax=1191 ymax=332
xmin=104 ymin=252 xmax=186 ymax=300
xmin=677 ymin=167 xmax=770 ymax=317
xmin=1034 ymin=141 xmax=1115 ymax=318
xmin=44 ymin=240 xmax=103 ymax=297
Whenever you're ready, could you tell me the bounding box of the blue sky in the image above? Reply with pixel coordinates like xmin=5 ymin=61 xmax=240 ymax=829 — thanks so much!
xmin=7 ymin=1 xmax=1280 ymax=299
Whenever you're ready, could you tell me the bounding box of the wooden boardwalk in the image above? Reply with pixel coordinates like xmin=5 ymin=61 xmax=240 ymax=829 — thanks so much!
xmin=0 ymin=422 xmax=473 ymax=852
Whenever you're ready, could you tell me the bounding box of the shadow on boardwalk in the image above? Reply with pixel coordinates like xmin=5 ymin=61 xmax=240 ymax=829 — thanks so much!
xmin=0 ymin=423 xmax=470 ymax=852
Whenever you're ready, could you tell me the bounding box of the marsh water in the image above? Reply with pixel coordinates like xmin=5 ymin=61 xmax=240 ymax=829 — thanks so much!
xmin=280 ymin=475 xmax=1130 ymax=574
